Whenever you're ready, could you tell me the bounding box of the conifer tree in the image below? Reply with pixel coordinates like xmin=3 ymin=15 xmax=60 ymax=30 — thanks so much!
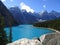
xmin=0 ymin=14 xmax=8 ymax=45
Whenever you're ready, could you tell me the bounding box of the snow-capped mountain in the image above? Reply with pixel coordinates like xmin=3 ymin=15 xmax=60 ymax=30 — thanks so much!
xmin=9 ymin=7 xmax=38 ymax=24
xmin=9 ymin=6 xmax=60 ymax=24
xmin=39 ymin=10 xmax=59 ymax=20
xmin=49 ymin=10 xmax=60 ymax=17
xmin=9 ymin=7 xmax=26 ymax=24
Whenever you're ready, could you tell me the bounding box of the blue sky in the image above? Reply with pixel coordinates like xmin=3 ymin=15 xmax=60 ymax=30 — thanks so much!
xmin=1 ymin=0 xmax=60 ymax=13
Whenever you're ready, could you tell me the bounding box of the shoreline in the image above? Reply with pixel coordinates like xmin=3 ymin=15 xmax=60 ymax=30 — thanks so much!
xmin=48 ymin=28 xmax=60 ymax=33
xmin=33 ymin=26 xmax=60 ymax=33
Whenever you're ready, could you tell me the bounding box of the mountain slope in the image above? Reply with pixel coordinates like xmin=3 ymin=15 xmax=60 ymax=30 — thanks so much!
xmin=9 ymin=7 xmax=25 ymax=24
xmin=9 ymin=8 xmax=38 ymax=24
xmin=0 ymin=1 xmax=18 ymax=27
xmin=9 ymin=6 xmax=60 ymax=24
xmin=49 ymin=11 xmax=60 ymax=17
xmin=22 ymin=10 xmax=38 ymax=24
xmin=39 ymin=11 xmax=57 ymax=20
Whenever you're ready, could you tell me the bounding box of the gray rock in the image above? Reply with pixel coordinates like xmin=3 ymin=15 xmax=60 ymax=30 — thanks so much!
xmin=40 ymin=32 xmax=60 ymax=45
xmin=47 ymin=37 xmax=60 ymax=45
xmin=7 ymin=38 xmax=42 ymax=45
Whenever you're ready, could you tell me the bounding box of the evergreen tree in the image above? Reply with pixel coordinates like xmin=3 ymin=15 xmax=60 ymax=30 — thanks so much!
xmin=0 ymin=13 xmax=8 ymax=45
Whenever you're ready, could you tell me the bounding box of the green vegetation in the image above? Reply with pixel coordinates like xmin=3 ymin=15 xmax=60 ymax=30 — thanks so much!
xmin=0 ymin=13 xmax=8 ymax=45
xmin=33 ymin=18 xmax=60 ymax=31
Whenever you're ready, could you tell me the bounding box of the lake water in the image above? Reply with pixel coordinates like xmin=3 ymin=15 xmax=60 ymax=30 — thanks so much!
xmin=5 ymin=25 xmax=54 ymax=41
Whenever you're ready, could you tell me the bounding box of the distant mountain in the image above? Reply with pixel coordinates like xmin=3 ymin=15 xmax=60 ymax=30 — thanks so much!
xmin=32 ymin=12 xmax=41 ymax=19
xmin=9 ymin=7 xmax=60 ymax=24
xmin=22 ymin=10 xmax=39 ymax=24
xmin=39 ymin=11 xmax=57 ymax=20
xmin=9 ymin=7 xmax=25 ymax=24
xmin=49 ymin=10 xmax=60 ymax=17
xmin=9 ymin=7 xmax=38 ymax=24
xmin=0 ymin=1 xmax=19 ymax=27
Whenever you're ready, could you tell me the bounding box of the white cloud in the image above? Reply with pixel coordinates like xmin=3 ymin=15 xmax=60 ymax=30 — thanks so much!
xmin=20 ymin=2 xmax=34 ymax=13
xmin=43 ymin=5 xmax=46 ymax=9
xmin=1 ymin=0 xmax=6 ymax=2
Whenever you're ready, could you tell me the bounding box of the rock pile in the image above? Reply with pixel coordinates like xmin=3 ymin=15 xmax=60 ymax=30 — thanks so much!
xmin=7 ymin=38 xmax=42 ymax=45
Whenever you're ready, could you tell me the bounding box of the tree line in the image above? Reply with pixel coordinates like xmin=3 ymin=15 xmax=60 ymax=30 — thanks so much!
xmin=0 ymin=13 xmax=12 ymax=45
xmin=34 ymin=18 xmax=60 ymax=31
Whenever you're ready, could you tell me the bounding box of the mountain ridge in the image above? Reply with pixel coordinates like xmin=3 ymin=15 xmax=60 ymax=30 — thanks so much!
xmin=0 ymin=1 xmax=19 ymax=27
xmin=9 ymin=7 xmax=60 ymax=24
xmin=9 ymin=7 xmax=38 ymax=24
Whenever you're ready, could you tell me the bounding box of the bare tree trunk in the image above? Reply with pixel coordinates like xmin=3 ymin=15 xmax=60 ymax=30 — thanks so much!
xmin=9 ymin=25 xmax=12 ymax=43
xmin=9 ymin=22 xmax=12 ymax=43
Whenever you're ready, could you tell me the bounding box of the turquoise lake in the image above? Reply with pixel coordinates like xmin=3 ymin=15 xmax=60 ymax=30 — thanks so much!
xmin=5 ymin=25 xmax=54 ymax=41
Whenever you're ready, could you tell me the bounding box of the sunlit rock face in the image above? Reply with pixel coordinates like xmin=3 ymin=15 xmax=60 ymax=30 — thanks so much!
xmin=40 ymin=32 xmax=60 ymax=45
xmin=7 ymin=38 xmax=42 ymax=45
xmin=47 ymin=37 xmax=60 ymax=45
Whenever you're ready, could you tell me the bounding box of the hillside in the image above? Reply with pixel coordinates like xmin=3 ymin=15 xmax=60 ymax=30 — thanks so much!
xmin=33 ymin=18 xmax=60 ymax=31
xmin=0 ymin=1 xmax=19 ymax=27
xmin=9 ymin=7 xmax=60 ymax=24
xmin=9 ymin=7 xmax=38 ymax=24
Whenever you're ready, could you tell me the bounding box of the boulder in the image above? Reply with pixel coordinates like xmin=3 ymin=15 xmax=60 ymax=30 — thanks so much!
xmin=40 ymin=32 xmax=60 ymax=45
xmin=47 ymin=36 xmax=60 ymax=45
xmin=7 ymin=38 xmax=42 ymax=45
